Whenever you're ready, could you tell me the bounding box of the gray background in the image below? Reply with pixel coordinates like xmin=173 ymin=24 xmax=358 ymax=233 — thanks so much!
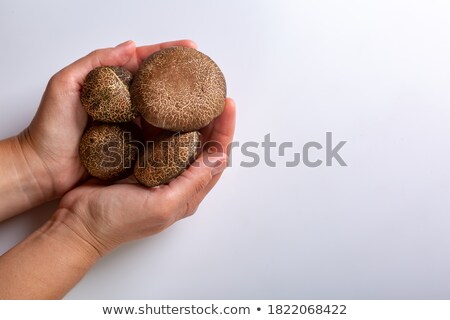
xmin=1 ymin=0 xmax=450 ymax=299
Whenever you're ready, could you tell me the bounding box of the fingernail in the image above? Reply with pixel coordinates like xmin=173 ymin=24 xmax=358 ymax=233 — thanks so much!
xmin=211 ymin=158 xmax=227 ymax=176
xmin=115 ymin=40 xmax=133 ymax=48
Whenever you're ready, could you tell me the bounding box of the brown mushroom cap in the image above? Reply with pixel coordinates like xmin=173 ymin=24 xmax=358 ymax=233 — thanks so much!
xmin=79 ymin=123 xmax=141 ymax=181
xmin=134 ymin=131 xmax=201 ymax=187
xmin=81 ymin=66 xmax=137 ymax=123
xmin=130 ymin=47 xmax=226 ymax=132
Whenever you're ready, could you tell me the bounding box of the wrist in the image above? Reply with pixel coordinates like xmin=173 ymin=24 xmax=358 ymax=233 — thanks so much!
xmin=0 ymin=135 xmax=57 ymax=220
xmin=15 ymin=130 xmax=59 ymax=198
xmin=53 ymin=205 xmax=117 ymax=257
xmin=46 ymin=208 xmax=103 ymax=263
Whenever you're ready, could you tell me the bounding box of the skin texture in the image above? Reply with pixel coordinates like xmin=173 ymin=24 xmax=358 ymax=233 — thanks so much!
xmin=134 ymin=131 xmax=201 ymax=187
xmin=81 ymin=66 xmax=136 ymax=122
xmin=131 ymin=46 xmax=226 ymax=132
xmin=79 ymin=123 xmax=141 ymax=181
xmin=0 ymin=39 xmax=236 ymax=299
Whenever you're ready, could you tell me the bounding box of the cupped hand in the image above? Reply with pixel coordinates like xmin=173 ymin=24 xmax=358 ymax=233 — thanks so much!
xmin=20 ymin=40 xmax=197 ymax=200
xmin=57 ymin=98 xmax=236 ymax=255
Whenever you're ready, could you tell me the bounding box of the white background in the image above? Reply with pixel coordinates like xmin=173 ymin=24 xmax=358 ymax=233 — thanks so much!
xmin=1 ymin=0 xmax=450 ymax=299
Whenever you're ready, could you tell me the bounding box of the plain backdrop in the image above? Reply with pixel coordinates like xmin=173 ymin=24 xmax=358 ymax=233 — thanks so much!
xmin=1 ymin=0 xmax=450 ymax=299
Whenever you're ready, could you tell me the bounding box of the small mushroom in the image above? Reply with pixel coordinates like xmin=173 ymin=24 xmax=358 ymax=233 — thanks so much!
xmin=79 ymin=123 xmax=141 ymax=181
xmin=81 ymin=66 xmax=136 ymax=123
xmin=134 ymin=131 xmax=201 ymax=187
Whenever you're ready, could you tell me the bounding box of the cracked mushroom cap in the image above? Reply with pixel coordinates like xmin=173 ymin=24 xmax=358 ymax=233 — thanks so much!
xmin=130 ymin=46 xmax=226 ymax=132
xmin=79 ymin=123 xmax=141 ymax=181
xmin=134 ymin=131 xmax=201 ymax=187
xmin=81 ymin=66 xmax=136 ymax=123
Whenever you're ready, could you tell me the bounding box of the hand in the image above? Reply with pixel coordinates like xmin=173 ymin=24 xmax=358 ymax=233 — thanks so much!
xmin=57 ymin=98 xmax=236 ymax=255
xmin=18 ymin=39 xmax=197 ymax=200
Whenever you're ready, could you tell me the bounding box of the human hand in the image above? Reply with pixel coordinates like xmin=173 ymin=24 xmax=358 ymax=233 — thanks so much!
xmin=57 ymin=98 xmax=236 ymax=255
xmin=18 ymin=39 xmax=197 ymax=201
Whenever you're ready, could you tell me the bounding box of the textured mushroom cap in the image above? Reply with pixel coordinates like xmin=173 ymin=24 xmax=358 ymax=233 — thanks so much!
xmin=130 ymin=47 xmax=226 ymax=132
xmin=81 ymin=66 xmax=137 ymax=123
xmin=134 ymin=131 xmax=201 ymax=187
xmin=79 ymin=123 xmax=141 ymax=181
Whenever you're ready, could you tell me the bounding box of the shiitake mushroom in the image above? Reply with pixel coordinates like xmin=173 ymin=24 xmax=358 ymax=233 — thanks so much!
xmin=130 ymin=46 xmax=226 ymax=132
xmin=79 ymin=123 xmax=141 ymax=181
xmin=134 ymin=131 xmax=201 ymax=187
xmin=81 ymin=66 xmax=136 ymax=123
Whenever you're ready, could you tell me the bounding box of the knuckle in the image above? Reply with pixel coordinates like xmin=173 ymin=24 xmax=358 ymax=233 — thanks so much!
xmin=160 ymin=192 xmax=177 ymax=211
xmin=184 ymin=203 xmax=199 ymax=218
xmin=156 ymin=209 xmax=172 ymax=222
xmin=144 ymin=192 xmax=175 ymax=225
xmin=86 ymin=49 xmax=106 ymax=66
xmin=154 ymin=202 xmax=177 ymax=224
xmin=47 ymin=71 xmax=72 ymax=91
xmin=89 ymin=48 xmax=103 ymax=57
xmin=48 ymin=72 xmax=62 ymax=87
xmin=149 ymin=212 xmax=173 ymax=234
xmin=151 ymin=222 xmax=170 ymax=235
xmin=194 ymin=170 xmax=212 ymax=194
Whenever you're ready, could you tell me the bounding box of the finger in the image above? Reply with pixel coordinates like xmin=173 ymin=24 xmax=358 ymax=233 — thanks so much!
xmin=198 ymin=120 xmax=214 ymax=142
xmin=135 ymin=39 xmax=197 ymax=63
xmin=209 ymin=97 xmax=236 ymax=149
xmin=199 ymin=97 xmax=236 ymax=153
xmin=57 ymin=40 xmax=136 ymax=88
xmin=188 ymin=99 xmax=236 ymax=211
xmin=183 ymin=152 xmax=229 ymax=217
xmin=123 ymin=39 xmax=197 ymax=74
xmin=82 ymin=178 xmax=109 ymax=187
xmin=164 ymin=152 xmax=228 ymax=219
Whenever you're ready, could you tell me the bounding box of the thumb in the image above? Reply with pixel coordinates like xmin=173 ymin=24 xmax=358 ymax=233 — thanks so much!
xmin=167 ymin=152 xmax=228 ymax=205
xmin=57 ymin=40 xmax=136 ymax=86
